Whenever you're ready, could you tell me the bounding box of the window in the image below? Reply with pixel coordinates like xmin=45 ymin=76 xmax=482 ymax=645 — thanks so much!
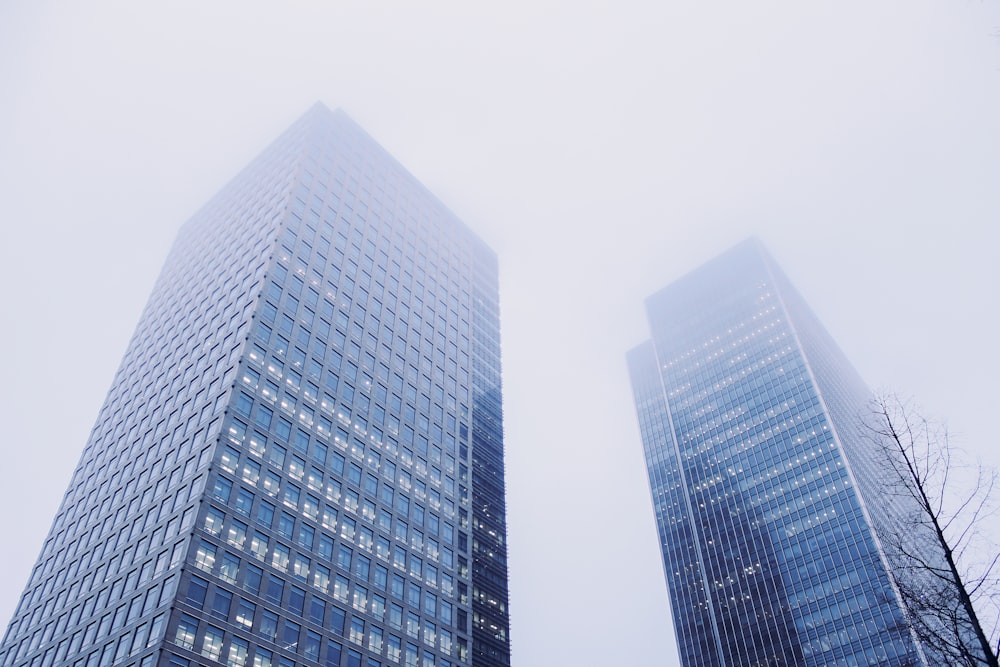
xmin=407 ymin=583 xmax=420 ymax=609
xmin=326 ymin=641 xmax=343 ymax=667
xmin=211 ymin=588 xmax=232 ymax=619
xmin=194 ymin=541 xmax=217 ymax=572
xmin=171 ymin=539 xmax=188 ymax=567
xmin=304 ymin=631 xmax=321 ymax=661
xmin=387 ymin=636 xmax=401 ymax=663
xmin=173 ymin=614 xmax=197 ymax=649
xmin=423 ymin=591 xmax=436 ymax=616
xmin=220 ymin=446 xmax=240 ymax=472
xmin=318 ymin=534 xmax=334 ymax=562
xmin=186 ymin=577 xmax=208 ymax=608
xmin=313 ymin=563 xmax=331 ymax=592
xmin=439 ymin=601 xmax=452 ymax=625
xmin=333 ymin=575 xmax=350 ymax=603
xmin=372 ymin=565 xmax=388 ymax=592
xmin=278 ymin=512 xmax=295 ymax=538
xmin=228 ymin=636 xmax=250 ymax=667
xmin=406 ymin=612 xmax=419 ymax=638
xmin=268 ymin=443 xmax=287 ymax=469
xmin=282 ymin=620 xmax=300 ymax=649
xmin=303 ymin=494 xmax=320 ymax=521
xmin=160 ymin=575 xmax=178 ymax=604
xmin=337 ymin=545 xmax=353 ymax=570
xmin=421 ymin=620 xmax=435 ymax=647
xmin=250 ymin=531 xmax=270 ymax=561
xmin=296 ymin=523 xmax=315 ymax=550
xmin=309 ymin=596 xmax=326 ymax=625
xmin=289 ymin=455 xmax=306 ymax=480
xmin=329 ymin=606 xmax=346 ymax=636
xmin=349 ymin=617 xmax=365 ymax=645
xmin=220 ymin=553 xmax=240 ymax=584
xmin=226 ymin=485 xmax=253 ymax=517
xmin=260 ymin=611 xmax=278 ymax=642
xmin=364 ymin=595 xmax=383 ymax=624
xmin=272 ymin=543 xmax=291 ymax=572
xmin=353 ymin=586 xmax=368 ymax=612
xmin=243 ymin=459 xmax=261 ymax=485
xmin=254 ymin=648 xmax=273 ymax=667
xmin=292 ymin=553 xmax=311 ymax=581
xmin=201 ymin=625 xmax=224 ymax=660
xmin=229 ymin=419 xmax=248 ymax=444
xmin=227 ymin=520 xmax=248 ymax=549
xmin=236 ymin=392 xmax=255 ymax=418
xmin=256 ymin=406 xmax=273 ymax=430
xmin=257 ymin=501 xmax=275 ymax=527
xmin=204 ymin=507 xmax=225 ymax=536
xmin=288 ymin=586 xmax=306 ymax=616
xmin=368 ymin=626 xmax=384 ymax=653
xmin=439 ymin=629 xmax=452 ymax=655
xmin=283 ymin=483 xmax=301 ymax=509
xmin=348 ymin=463 xmax=363 ymax=486
xmin=276 ymin=417 xmax=292 ymax=440
xmin=390 ymin=574 xmax=404 ymax=600
xmin=148 ymin=613 xmax=167 ymax=646
xmin=393 ymin=546 xmax=406 ymax=571
xmin=322 ymin=505 xmax=338 ymax=530
xmin=355 ymin=554 xmax=371 ymax=581
xmin=244 ymin=564 xmax=263 ymax=595
xmin=266 ymin=575 xmax=285 ymax=604
xmin=344 ymin=490 xmax=360 ymax=513
xmin=361 ymin=500 xmax=377 ymax=524
xmin=168 ymin=654 xmax=190 ymax=667
xmin=236 ymin=599 xmax=255 ymax=630
xmin=388 ymin=604 xmax=402 ymax=630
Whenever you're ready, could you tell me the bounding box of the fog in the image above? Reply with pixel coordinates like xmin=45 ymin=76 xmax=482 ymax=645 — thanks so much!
xmin=2 ymin=3 xmax=998 ymax=665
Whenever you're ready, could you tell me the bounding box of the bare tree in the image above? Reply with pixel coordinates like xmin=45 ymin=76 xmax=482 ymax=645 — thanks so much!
xmin=862 ymin=394 xmax=999 ymax=667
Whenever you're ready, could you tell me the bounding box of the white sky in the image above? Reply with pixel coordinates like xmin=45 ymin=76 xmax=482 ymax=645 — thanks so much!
xmin=2 ymin=3 xmax=998 ymax=666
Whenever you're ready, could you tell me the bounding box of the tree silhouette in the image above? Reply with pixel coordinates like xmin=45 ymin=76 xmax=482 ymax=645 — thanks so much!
xmin=862 ymin=395 xmax=999 ymax=667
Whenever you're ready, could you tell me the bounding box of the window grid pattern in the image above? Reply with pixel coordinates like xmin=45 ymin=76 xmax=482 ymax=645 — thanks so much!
xmin=0 ymin=105 xmax=509 ymax=667
xmin=0 ymin=123 xmax=297 ymax=667
xmin=628 ymin=240 xmax=922 ymax=667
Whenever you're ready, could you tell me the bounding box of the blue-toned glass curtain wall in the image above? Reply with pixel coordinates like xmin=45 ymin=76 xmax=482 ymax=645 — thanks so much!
xmin=628 ymin=239 xmax=923 ymax=667
xmin=0 ymin=105 xmax=511 ymax=667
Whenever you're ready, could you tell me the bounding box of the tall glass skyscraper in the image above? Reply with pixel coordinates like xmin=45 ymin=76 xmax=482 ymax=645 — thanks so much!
xmin=628 ymin=239 xmax=923 ymax=667
xmin=0 ymin=105 xmax=510 ymax=667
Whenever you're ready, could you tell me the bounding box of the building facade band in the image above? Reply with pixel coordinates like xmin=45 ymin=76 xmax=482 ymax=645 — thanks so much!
xmin=0 ymin=105 xmax=510 ymax=667
xmin=628 ymin=240 xmax=924 ymax=667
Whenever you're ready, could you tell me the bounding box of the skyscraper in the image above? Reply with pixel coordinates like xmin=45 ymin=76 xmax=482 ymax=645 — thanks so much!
xmin=627 ymin=239 xmax=923 ymax=666
xmin=0 ymin=105 xmax=510 ymax=667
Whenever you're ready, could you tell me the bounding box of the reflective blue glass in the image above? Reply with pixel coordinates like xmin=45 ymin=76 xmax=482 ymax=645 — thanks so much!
xmin=0 ymin=105 xmax=510 ymax=667
xmin=628 ymin=239 xmax=923 ymax=667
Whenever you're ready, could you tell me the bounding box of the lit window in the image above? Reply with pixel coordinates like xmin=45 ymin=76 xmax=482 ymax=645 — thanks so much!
xmin=201 ymin=625 xmax=223 ymax=660
xmin=173 ymin=614 xmax=197 ymax=649
xmin=194 ymin=542 xmax=217 ymax=572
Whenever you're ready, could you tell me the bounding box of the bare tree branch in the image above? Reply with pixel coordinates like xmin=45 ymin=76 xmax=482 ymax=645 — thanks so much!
xmin=861 ymin=394 xmax=999 ymax=667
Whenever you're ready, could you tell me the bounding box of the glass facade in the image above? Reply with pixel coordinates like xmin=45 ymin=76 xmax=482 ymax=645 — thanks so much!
xmin=628 ymin=239 xmax=923 ymax=667
xmin=0 ymin=104 xmax=510 ymax=667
